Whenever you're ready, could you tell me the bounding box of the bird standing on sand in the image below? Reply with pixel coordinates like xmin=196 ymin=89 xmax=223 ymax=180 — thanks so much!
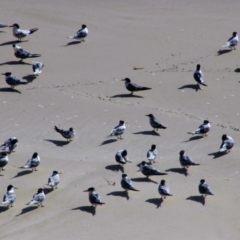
xmin=54 ymin=126 xmax=75 ymax=141
xmin=108 ymin=120 xmax=127 ymax=139
xmin=198 ymin=179 xmax=213 ymax=197
xmin=121 ymin=78 xmax=151 ymax=95
xmin=12 ymin=44 xmax=41 ymax=62
xmin=68 ymin=24 xmax=88 ymax=42
xmin=147 ymin=144 xmax=158 ymax=164
xmin=219 ymin=134 xmax=234 ymax=153
xmin=115 ymin=149 xmax=131 ymax=166
xmin=179 ymin=150 xmax=200 ymax=170
xmin=158 ymin=180 xmax=172 ymax=200
xmin=193 ymin=64 xmax=207 ymax=90
xmin=47 ymin=171 xmax=62 ymax=190
xmin=0 ymin=137 xmax=18 ymax=153
xmin=21 ymin=152 xmax=40 ymax=171
xmin=146 ymin=114 xmax=167 ymax=131
xmin=2 ymin=185 xmax=17 ymax=208
xmin=32 ymin=62 xmax=44 ymax=76
xmin=220 ymin=32 xmax=239 ymax=51
xmin=27 ymin=188 xmax=45 ymax=207
xmin=139 ymin=161 xmax=167 ymax=178
xmin=9 ymin=23 xmax=38 ymax=41
xmin=0 ymin=152 xmax=9 ymax=174
xmin=83 ymin=187 xmax=105 ymax=207
xmin=191 ymin=120 xmax=211 ymax=137
xmin=121 ymin=174 xmax=139 ymax=192
xmin=1 ymin=72 xmax=27 ymax=88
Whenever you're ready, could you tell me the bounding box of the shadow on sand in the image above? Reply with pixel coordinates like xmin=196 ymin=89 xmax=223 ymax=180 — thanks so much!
xmin=131 ymin=177 xmax=158 ymax=184
xmin=44 ymin=139 xmax=70 ymax=147
xmin=16 ymin=206 xmax=39 ymax=216
xmin=145 ymin=198 xmax=163 ymax=208
xmin=165 ymin=168 xmax=188 ymax=177
xmin=186 ymin=195 xmax=205 ymax=206
xmin=178 ymin=84 xmax=199 ymax=91
xmin=100 ymin=139 xmax=118 ymax=146
xmin=208 ymin=151 xmax=226 ymax=159
xmin=107 ymin=191 xmax=129 ymax=200
xmin=0 ymin=87 xmax=21 ymax=94
xmin=110 ymin=93 xmax=143 ymax=98
xmin=12 ymin=170 xmax=33 ymax=178
xmin=72 ymin=206 xmax=96 ymax=216
xmin=133 ymin=130 xmax=160 ymax=136
xmin=105 ymin=164 xmax=124 ymax=173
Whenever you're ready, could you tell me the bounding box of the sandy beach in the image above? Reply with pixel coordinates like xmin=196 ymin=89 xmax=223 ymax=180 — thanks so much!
xmin=0 ymin=0 xmax=240 ymax=239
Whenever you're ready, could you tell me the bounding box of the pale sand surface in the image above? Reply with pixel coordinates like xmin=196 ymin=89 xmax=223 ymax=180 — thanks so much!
xmin=0 ymin=0 xmax=240 ymax=239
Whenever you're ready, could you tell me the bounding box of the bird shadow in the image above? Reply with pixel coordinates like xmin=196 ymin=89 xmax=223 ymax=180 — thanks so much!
xmin=131 ymin=177 xmax=158 ymax=184
xmin=0 ymin=60 xmax=31 ymax=66
xmin=100 ymin=139 xmax=118 ymax=146
xmin=0 ymin=206 xmax=9 ymax=213
xmin=165 ymin=168 xmax=188 ymax=177
xmin=64 ymin=41 xmax=82 ymax=47
xmin=12 ymin=170 xmax=33 ymax=178
xmin=110 ymin=94 xmax=143 ymax=98
xmin=0 ymin=87 xmax=21 ymax=94
xmin=22 ymin=74 xmax=36 ymax=83
xmin=186 ymin=195 xmax=205 ymax=206
xmin=145 ymin=198 xmax=163 ymax=208
xmin=217 ymin=49 xmax=232 ymax=56
xmin=208 ymin=151 xmax=226 ymax=159
xmin=43 ymin=187 xmax=54 ymax=195
xmin=178 ymin=84 xmax=198 ymax=91
xmin=107 ymin=191 xmax=129 ymax=200
xmin=16 ymin=206 xmax=39 ymax=216
xmin=44 ymin=139 xmax=70 ymax=147
xmin=234 ymin=68 xmax=240 ymax=73
xmin=0 ymin=40 xmax=19 ymax=46
xmin=105 ymin=164 xmax=124 ymax=173
xmin=133 ymin=130 xmax=160 ymax=136
xmin=184 ymin=135 xmax=203 ymax=142
xmin=72 ymin=206 xmax=96 ymax=216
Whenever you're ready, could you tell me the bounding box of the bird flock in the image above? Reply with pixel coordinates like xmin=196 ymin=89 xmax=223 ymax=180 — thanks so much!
xmin=0 ymin=22 xmax=238 ymax=210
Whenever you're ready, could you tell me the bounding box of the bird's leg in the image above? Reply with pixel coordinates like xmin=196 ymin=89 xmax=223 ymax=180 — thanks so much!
xmin=41 ymin=203 xmax=44 ymax=207
xmin=131 ymin=92 xmax=133 ymax=95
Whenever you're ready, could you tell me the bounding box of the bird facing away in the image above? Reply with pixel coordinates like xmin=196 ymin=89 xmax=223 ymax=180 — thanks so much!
xmin=0 ymin=152 xmax=9 ymax=174
xmin=47 ymin=171 xmax=62 ymax=190
xmin=68 ymin=24 xmax=88 ymax=42
xmin=2 ymin=72 xmax=27 ymax=88
xmin=179 ymin=150 xmax=200 ymax=170
xmin=146 ymin=114 xmax=167 ymax=131
xmin=27 ymin=188 xmax=45 ymax=207
xmin=158 ymin=180 xmax=172 ymax=200
xmin=12 ymin=44 xmax=41 ymax=62
xmin=115 ymin=149 xmax=131 ymax=166
xmin=220 ymin=32 xmax=239 ymax=51
xmin=193 ymin=64 xmax=207 ymax=90
xmin=121 ymin=78 xmax=151 ymax=95
xmin=21 ymin=152 xmax=40 ymax=171
xmin=0 ymin=137 xmax=18 ymax=153
xmin=32 ymin=62 xmax=44 ymax=76
xmin=147 ymin=144 xmax=158 ymax=164
xmin=83 ymin=187 xmax=105 ymax=207
xmin=121 ymin=174 xmax=139 ymax=192
xmin=191 ymin=120 xmax=211 ymax=137
xmin=108 ymin=120 xmax=127 ymax=139
xmin=54 ymin=126 xmax=75 ymax=141
xmin=198 ymin=179 xmax=214 ymax=197
xmin=9 ymin=23 xmax=38 ymax=41
xmin=219 ymin=134 xmax=234 ymax=153
xmin=139 ymin=161 xmax=167 ymax=178
xmin=2 ymin=185 xmax=18 ymax=208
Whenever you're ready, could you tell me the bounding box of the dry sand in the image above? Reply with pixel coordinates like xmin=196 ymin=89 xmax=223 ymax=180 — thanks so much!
xmin=0 ymin=0 xmax=240 ymax=239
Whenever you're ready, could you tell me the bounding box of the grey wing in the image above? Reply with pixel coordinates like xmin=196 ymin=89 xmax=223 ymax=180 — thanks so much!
xmin=159 ymin=185 xmax=169 ymax=195
xmin=121 ymin=178 xmax=134 ymax=189
xmin=76 ymin=29 xmax=87 ymax=38
xmin=18 ymin=48 xmax=31 ymax=58
xmin=194 ymin=72 xmax=203 ymax=84
xmin=7 ymin=76 xmax=21 ymax=85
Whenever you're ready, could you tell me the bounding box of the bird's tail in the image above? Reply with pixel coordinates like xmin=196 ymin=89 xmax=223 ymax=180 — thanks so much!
xmin=19 ymin=81 xmax=28 ymax=85
xmin=30 ymin=54 xmax=41 ymax=58
xmin=138 ymin=87 xmax=152 ymax=91
xmin=29 ymin=28 xmax=38 ymax=34
xmin=131 ymin=188 xmax=140 ymax=192
xmin=54 ymin=126 xmax=61 ymax=133
xmin=160 ymin=125 xmax=167 ymax=129
xmin=201 ymin=83 xmax=208 ymax=86
xmin=67 ymin=36 xmax=75 ymax=39
xmin=193 ymin=163 xmax=200 ymax=166
xmin=156 ymin=172 xmax=168 ymax=175
xmin=100 ymin=202 xmax=105 ymax=205
xmin=221 ymin=42 xmax=231 ymax=50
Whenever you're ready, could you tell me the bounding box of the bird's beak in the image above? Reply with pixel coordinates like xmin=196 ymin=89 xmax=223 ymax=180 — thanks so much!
xmin=9 ymin=25 xmax=13 ymax=28
xmin=125 ymin=121 xmax=128 ymax=123
xmin=14 ymin=187 xmax=18 ymax=189
xmin=121 ymin=79 xmax=125 ymax=81
xmin=83 ymin=190 xmax=89 ymax=192
xmin=145 ymin=115 xmax=149 ymax=116
xmin=1 ymin=73 xmax=5 ymax=75
xmin=59 ymin=172 xmax=62 ymax=174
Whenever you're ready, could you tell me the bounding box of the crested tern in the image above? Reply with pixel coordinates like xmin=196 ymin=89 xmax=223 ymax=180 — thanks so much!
xmin=21 ymin=152 xmax=40 ymax=171
xmin=115 ymin=149 xmax=131 ymax=166
xmin=0 ymin=137 xmax=18 ymax=153
xmin=12 ymin=44 xmax=41 ymax=62
xmin=220 ymin=32 xmax=239 ymax=51
xmin=191 ymin=120 xmax=211 ymax=137
xmin=27 ymin=188 xmax=45 ymax=207
xmin=32 ymin=62 xmax=44 ymax=76
xmin=139 ymin=161 xmax=167 ymax=178
xmin=68 ymin=24 xmax=88 ymax=42
xmin=108 ymin=120 xmax=127 ymax=139
xmin=121 ymin=78 xmax=151 ymax=95
xmin=179 ymin=150 xmax=200 ymax=170
xmin=121 ymin=174 xmax=139 ymax=191
xmin=158 ymin=180 xmax=172 ymax=199
xmin=198 ymin=179 xmax=214 ymax=197
xmin=147 ymin=144 xmax=158 ymax=164
xmin=219 ymin=134 xmax=234 ymax=153
xmin=146 ymin=114 xmax=167 ymax=131
xmin=193 ymin=64 xmax=207 ymax=90
xmin=2 ymin=72 xmax=27 ymax=88
xmin=2 ymin=185 xmax=18 ymax=208
xmin=54 ymin=126 xmax=75 ymax=141
xmin=47 ymin=171 xmax=62 ymax=189
xmin=9 ymin=23 xmax=38 ymax=41
xmin=83 ymin=187 xmax=105 ymax=207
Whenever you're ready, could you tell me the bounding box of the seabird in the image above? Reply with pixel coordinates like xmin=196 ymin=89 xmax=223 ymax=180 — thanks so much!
xmin=46 ymin=171 xmax=62 ymax=190
xmin=146 ymin=114 xmax=167 ymax=131
xmin=68 ymin=24 xmax=88 ymax=42
xmin=220 ymin=32 xmax=239 ymax=51
xmin=32 ymin=62 xmax=44 ymax=76
xmin=158 ymin=180 xmax=172 ymax=200
xmin=219 ymin=134 xmax=234 ymax=153
xmin=193 ymin=64 xmax=207 ymax=90
xmin=139 ymin=161 xmax=167 ymax=178
xmin=191 ymin=120 xmax=211 ymax=137
xmin=0 ymin=23 xmax=8 ymax=28
xmin=179 ymin=150 xmax=200 ymax=170
xmin=0 ymin=137 xmax=18 ymax=153
xmin=21 ymin=152 xmax=40 ymax=171
xmin=2 ymin=185 xmax=17 ymax=208
xmin=83 ymin=187 xmax=105 ymax=207
xmin=1 ymin=72 xmax=27 ymax=88
xmin=198 ymin=179 xmax=214 ymax=197
xmin=115 ymin=150 xmax=131 ymax=166
xmin=121 ymin=174 xmax=139 ymax=192
xmin=108 ymin=120 xmax=127 ymax=139
xmin=27 ymin=188 xmax=45 ymax=207
xmin=0 ymin=152 xmax=9 ymax=174
xmin=12 ymin=44 xmax=41 ymax=62
xmin=9 ymin=23 xmax=38 ymax=41
xmin=147 ymin=144 xmax=158 ymax=164
xmin=121 ymin=78 xmax=151 ymax=95
xmin=54 ymin=126 xmax=75 ymax=141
